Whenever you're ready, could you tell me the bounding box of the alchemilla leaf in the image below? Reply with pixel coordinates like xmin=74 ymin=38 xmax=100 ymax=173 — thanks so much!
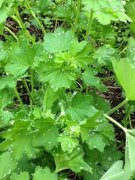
xmin=67 ymin=93 xmax=97 ymax=121
xmin=0 ymin=151 xmax=17 ymax=179
xmin=44 ymin=28 xmax=74 ymax=53
xmin=112 ymin=58 xmax=135 ymax=101
xmin=33 ymin=167 xmax=57 ymax=180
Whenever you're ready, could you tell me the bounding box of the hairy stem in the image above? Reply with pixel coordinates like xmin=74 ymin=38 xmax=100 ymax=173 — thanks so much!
xmin=4 ymin=26 xmax=18 ymax=40
xmin=73 ymin=0 xmax=81 ymax=32
xmin=30 ymin=69 xmax=34 ymax=95
xmin=14 ymin=88 xmax=23 ymax=107
xmin=104 ymin=114 xmax=127 ymax=133
xmin=12 ymin=9 xmax=35 ymax=43
xmin=107 ymin=98 xmax=128 ymax=115
xmin=22 ymin=79 xmax=33 ymax=105
xmin=85 ymin=10 xmax=93 ymax=40
xmin=124 ymin=105 xmax=132 ymax=128
xmin=24 ymin=2 xmax=46 ymax=34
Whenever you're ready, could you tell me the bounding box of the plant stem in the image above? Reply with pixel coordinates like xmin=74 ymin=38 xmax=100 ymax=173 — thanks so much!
xmin=85 ymin=10 xmax=93 ymax=40
xmin=119 ymin=46 xmax=128 ymax=55
xmin=30 ymin=69 xmax=34 ymax=95
xmin=124 ymin=105 xmax=132 ymax=129
xmin=22 ymin=79 xmax=33 ymax=105
xmin=107 ymin=98 xmax=128 ymax=115
xmin=104 ymin=114 xmax=127 ymax=133
xmin=12 ymin=9 xmax=35 ymax=43
xmin=24 ymin=2 xmax=46 ymax=34
xmin=14 ymin=88 xmax=23 ymax=107
xmin=73 ymin=0 xmax=81 ymax=32
xmin=4 ymin=26 xmax=18 ymax=41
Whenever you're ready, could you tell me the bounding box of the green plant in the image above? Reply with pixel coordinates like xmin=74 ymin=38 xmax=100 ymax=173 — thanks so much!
xmin=0 ymin=0 xmax=135 ymax=179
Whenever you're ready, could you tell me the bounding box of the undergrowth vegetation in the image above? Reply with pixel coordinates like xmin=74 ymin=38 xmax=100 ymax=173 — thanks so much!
xmin=0 ymin=0 xmax=135 ymax=179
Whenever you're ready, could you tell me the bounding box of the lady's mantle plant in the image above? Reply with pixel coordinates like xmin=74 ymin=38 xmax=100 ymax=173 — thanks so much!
xmin=0 ymin=0 xmax=135 ymax=179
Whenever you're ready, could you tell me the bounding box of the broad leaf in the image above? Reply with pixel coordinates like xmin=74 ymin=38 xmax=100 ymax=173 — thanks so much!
xmin=0 ymin=118 xmax=59 ymax=159
xmin=10 ymin=172 xmax=30 ymax=180
xmin=33 ymin=167 xmax=57 ymax=180
xmin=43 ymin=28 xmax=74 ymax=53
xmin=87 ymin=134 xmax=106 ymax=152
xmin=43 ymin=86 xmax=58 ymax=110
xmin=0 ymin=76 xmax=16 ymax=90
xmin=93 ymin=44 xmax=115 ymax=65
xmin=100 ymin=161 xmax=133 ymax=180
xmin=125 ymin=131 xmax=135 ymax=171
xmin=39 ymin=65 xmax=76 ymax=90
xmin=0 ymin=151 xmax=17 ymax=179
xmin=5 ymin=40 xmax=43 ymax=77
xmin=67 ymin=93 xmax=97 ymax=121
xmin=54 ymin=148 xmax=91 ymax=173
xmin=82 ymin=67 xmax=106 ymax=92
xmin=33 ymin=118 xmax=59 ymax=151
xmin=113 ymin=58 xmax=135 ymax=101
xmin=83 ymin=0 xmax=130 ymax=25
xmin=58 ymin=136 xmax=79 ymax=154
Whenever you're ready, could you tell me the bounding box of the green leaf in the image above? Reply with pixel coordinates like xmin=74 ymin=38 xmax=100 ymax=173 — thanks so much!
xmin=127 ymin=38 xmax=135 ymax=67
xmin=39 ymin=65 xmax=76 ymax=90
xmin=0 ymin=0 xmax=4 ymax=7
xmin=0 ymin=118 xmax=59 ymax=159
xmin=58 ymin=136 xmax=79 ymax=154
xmin=5 ymin=40 xmax=43 ymax=77
xmin=0 ymin=89 xmax=14 ymax=110
xmin=0 ymin=76 xmax=16 ymax=90
xmin=33 ymin=167 xmax=57 ymax=180
xmin=0 ymin=110 xmax=13 ymax=123
xmin=83 ymin=0 xmax=131 ymax=25
xmin=80 ymin=111 xmax=103 ymax=141
xmin=54 ymin=148 xmax=91 ymax=173
xmin=93 ymin=95 xmax=110 ymax=112
xmin=112 ymin=58 xmax=135 ymax=101
xmin=0 ymin=151 xmax=17 ymax=179
xmin=87 ymin=134 xmax=106 ymax=152
xmin=126 ymin=1 xmax=135 ymax=33
xmin=94 ymin=44 xmax=115 ymax=65
xmin=10 ymin=172 xmax=30 ymax=180
xmin=33 ymin=118 xmax=59 ymax=151
xmin=43 ymin=28 xmax=74 ymax=53
xmin=83 ymin=0 xmax=108 ymax=11
xmin=43 ymin=86 xmax=58 ymax=110
xmin=100 ymin=161 xmax=133 ymax=180
xmin=67 ymin=93 xmax=97 ymax=121
xmin=0 ymin=42 xmax=7 ymax=61
xmin=99 ymin=145 xmax=122 ymax=171
xmin=125 ymin=131 xmax=135 ymax=171
xmin=82 ymin=67 xmax=107 ymax=91
xmin=0 ymin=7 xmax=9 ymax=24
xmin=0 ymin=121 xmax=38 ymax=160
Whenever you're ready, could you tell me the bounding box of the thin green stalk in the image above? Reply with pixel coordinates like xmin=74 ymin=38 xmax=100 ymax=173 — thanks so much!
xmin=30 ymin=69 xmax=34 ymax=95
xmin=107 ymin=98 xmax=128 ymax=115
xmin=73 ymin=0 xmax=81 ymax=32
xmin=4 ymin=26 xmax=18 ymax=41
xmin=119 ymin=46 xmax=128 ymax=55
xmin=22 ymin=79 xmax=33 ymax=105
xmin=14 ymin=88 xmax=23 ymax=107
xmin=11 ymin=15 xmax=23 ymax=28
xmin=24 ymin=2 xmax=46 ymax=34
xmin=12 ymin=9 xmax=35 ymax=43
xmin=104 ymin=114 xmax=127 ymax=133
xmin=85 ymin=10 xmax=94 ymax=40
xmin=124 ymin=105 xmax=132 ymax=129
